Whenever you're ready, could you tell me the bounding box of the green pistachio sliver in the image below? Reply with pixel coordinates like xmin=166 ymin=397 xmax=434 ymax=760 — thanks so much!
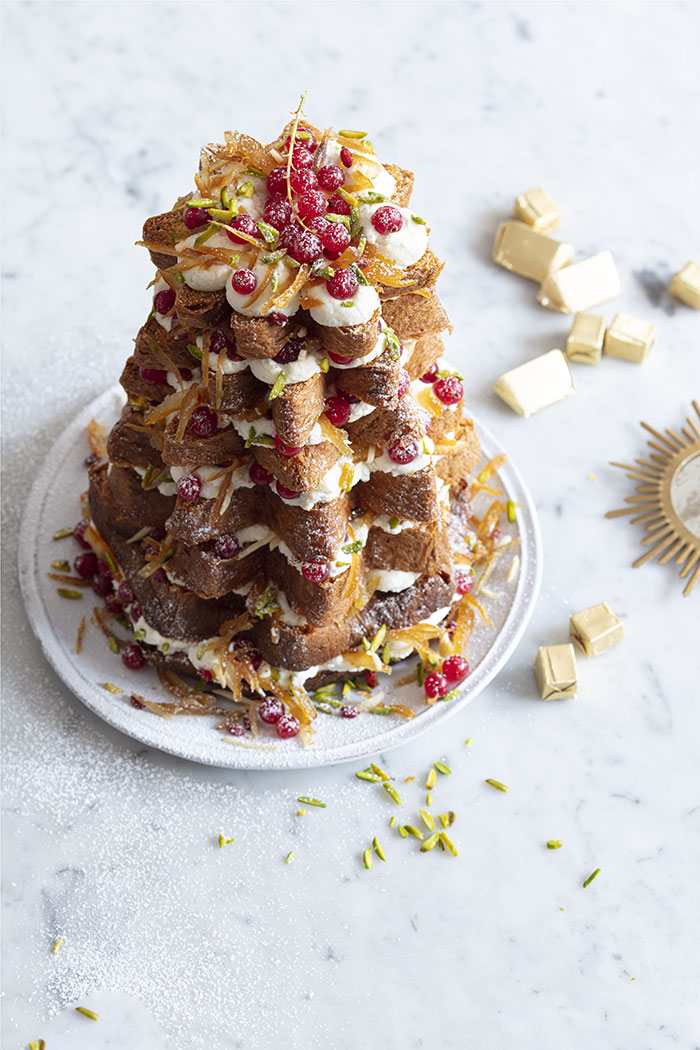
xmin=257 ymin=219 xmax=279 ymax=244
xmin=370 ymin=762 xmax=389 ymax=780
xmin=75 ymin=1007 xmax=99 ymax=1021
xmin=381 ymin=643 xmax=391 ymax=666
xmin=403 ymin=824 xmax=424 ymax=841
xmin=57 ymin=588 xmax=82 ymax=600
xmin=243 ymin=165 xmax=266 ymax=178
xmin=52 ymin=527 xmax=73 ymax=540
xmin=389 ymin=815 xmax=397 ymax=827
xmin=507 ymin=499 xmax=516 ymax=523
xmin=188 ymin=197 xmax=217 ymax=208
xmin=383 ymin=782 xmax=402 ymax=805
xmin=102 ymin=682 xmax=121 ymax=694
xmin=373 ymin=836 xmax=387 ymax=862
xmin=434 ymin=761 xmax=452 ymax=775
xmin=268 ymin=372 xmax=287 ymax=400
xmin=173 ymin=271 xmax=185 ymax=284
xmin=420 ymin=831 xmax=441 ymax=853
xmin=547 ymin=840 xmax=563 ymax=850
xmin=416 ymin=661 xmax=425 ymax=688
xmin=355 ymin=770 xmax=382 ymax=783
xmin=357 ymin=191 xmax=388 ymax=205
xmin=443 ymin=688 xmax=459 ymax=702
xmin=338 ymin=129 xmax=367 ymax=139
xmin=411 ymin=214 xmax=427 ymax=225
xmin=108 ymin=636 xmax=119 ymax=654
xmin=194 ymin=223 xmax=218 ymax=246
xmin=425 ymin=767 xmax=437 ymax=790
xmin=426 ymin=791 xmax=433 ymax=807
xmin=363 ymin=847 xmax=373 ymax=869
xmin=133 ymin=630 xmax=146 ymax=640
xmin=319 ymin=356 xmax=330 ymax=373
xmin=420 ymin=809 xmax=435 ymax=832
xmin=325 ymin=212 xmax=351 ymax=229
xmin=485 ymin=778 xmax=509 ymax=793
xmin=398 ymin=824 xmax=409 ymax=838
xmin=285 ymin=850 xmax=295 ymax=864
xmin=209 ymin=208 xmax=235 ymax=223
xmin=388 ymin=516 xmax=401 ymax=530
xmin=438 ymin=813 xmax=449 ymax=829
xmin=297 ymin=796 xmax=326 ymax=808
xmin=260 ymin=249 xmax=287 ymax=265
xmin=187 ymin=342 xmax=202 ymax=361
xmin=384 ymin=328 xmax=402 ymax=359
xmin=50 ymin=559 xmax=70 ymax=571
xmin=340 ymin=300 xmax=355 ymax=308
xmin=350 ymin=261 xmax=369 ymax=286
xmin=440 ymin=832 xmax=459 ymax=857
xmin=582 ymin=868 xmax=601 ymax=888
xmin=465 ymin=737 xmax=473 ymax=747
xmin=218 ymin=834 xmax=235 ymax=848
xmin=236 ymin=180 xmax=255 ymax=198
xmin=369 ymin=624 xmax=387 ymax=653
xmin=51 ymin=937 xmax=64 ymax=954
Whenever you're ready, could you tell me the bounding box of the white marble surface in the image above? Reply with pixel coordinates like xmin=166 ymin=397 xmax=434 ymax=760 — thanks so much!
xmin=2 ymin=2 xmax=699 ymax=1048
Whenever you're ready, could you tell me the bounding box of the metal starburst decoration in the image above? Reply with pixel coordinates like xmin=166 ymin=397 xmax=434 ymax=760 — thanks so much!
xmin=607 ymin=400 xmax=700 ymax=597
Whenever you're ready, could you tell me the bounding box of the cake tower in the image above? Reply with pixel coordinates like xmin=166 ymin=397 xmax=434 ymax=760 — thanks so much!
xmin=86 ymin=106 xmax=487 ymax=740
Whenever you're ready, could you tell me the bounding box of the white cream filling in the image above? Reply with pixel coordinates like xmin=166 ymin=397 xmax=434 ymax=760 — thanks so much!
xmin=248 ymin=346 xmax=323 ymax=385
xmin=169 ymin=463 xmax=254 ymax=503
xmin=226 ymin=259 xmax=301 ymax=318
xmin=347 ymin=400 xmax=376 ymax=423
xmin=309 ymin=281 xmax=380 ymax=328
xmin=176 ymin=231 xmax=235 ymax=292
xmin=358 ymin=203 xmax=428 ymax=268
xmin=133 ymin=466 xmax=177 ymax=497
xmin=197 ymin=334 xmax=247 ymax=375
xmin=371 ymin=437 xmax=434 ymax=476
xmin=232 ymin=415 xmax=325 ymax=448
xmin=166 ymin=369 xmax=200 ymax=391
xmin=371 ymin=569 xmax=420 ymax=593
xmin=323 ymin=138 xmax=397 ymax=200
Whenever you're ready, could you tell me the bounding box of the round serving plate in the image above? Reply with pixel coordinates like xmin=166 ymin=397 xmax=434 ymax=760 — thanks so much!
xmin=19 ymin=386 xmax=542 ymax=770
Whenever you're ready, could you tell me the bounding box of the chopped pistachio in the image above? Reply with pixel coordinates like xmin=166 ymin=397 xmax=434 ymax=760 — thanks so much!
xmin=381 ymin=643 xmax=391 ymax=665
xmin=416 ymin=661 xmax=425 ymax=688
xmin=108 ymin=636 xmax=119 ymax=654
xmin=257 ymin=219 xmax=279 ymax=243
xmin=297 ymin=797 xmax=326 ymax=808
xmin=507 ymin=499 xmax=516 ymax=523
xmin=383 ymin=782 xmax=402 ymax=805
xmin=52 ymin=527 xmax=74 ymax=540
xmin=338 ymin=129 xmax=367 ymax=139
xmin=237 ymin=180 xmax=255 ymax=198
xmin=75 ymin=1007 xmax=99 ymax=1021
xmin=218 ymin=834 xmax=235 ymax=848
xmin=188 ymin=197 xmax=217 ymax=208
xmin=425 ymin=767 xmax=437 ymax=790
xmin=370 ymin=762 xmax=389 ymax=780
xmin=465 ymin=737 xmax=473 ymax=747
xmin=369 ymin=624 xmax=387 ymax=653
xmin=50 ymin=937 xmax=64 ymax=954
xmin=398 ymin=824 xmax=409 ymax=838
xmin=57 ymin=588 xmax=82 ymax=600
xmin=582 ymin=868 xmax=601 ymax=888
xmin=420 ymin=809 xmax=435 ymax=832
xmin=403 ymin=824 xmax=424 ymax=841
xmin=438 ymin=813 xmax=449 ymax=829
xmin=285 ymin=850 xmax=295 ymax=864
xmin=440 ymin=832 xmax=459 ymax=857
xmin=426 ymin=791 xmax=433 ymax=807
xmin=296 ymin=809 xmax=306 ymax=816
xmin=485 ymin=779 xmax=509 ymax=793
xmin=268 ymin=372 xmax=287 ymax=400
xmin=420 ymin=831 xmax=441 ymax=852
xmin=50 ymin=559 xmax=70 ymax=571
xmin=340 ymin=300 xmax=355 ymax=308
xmin=363 ymin=847 xmax=373 ymax=869
xmin=319 ymin=356 xmax=329 ymax=373
xmin=187 ymin=342 xmax=202 ymax=361
xmin=411 ymin=214 xmax=427 ymax=225
xmin=355 ymin=770 xmax=382 ymax=783
xmin=373 ymin=836 xmax=387 ymax=862
xmin=102 ymin=682 xmax=121 ymax=694
xmin=389 ymin=816 xmax=397 ymax=827
xmin=547 ymin=840 xmax=563 ymax=850
xmin=434 ymin=761 xmax=451 ymax=775
xmin=194 ymin=223 xmax=217 ymax=246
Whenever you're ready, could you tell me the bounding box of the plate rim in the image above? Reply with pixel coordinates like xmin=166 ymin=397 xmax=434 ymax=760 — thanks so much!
xmin=18 ymin=386 xmax=542 ymax=770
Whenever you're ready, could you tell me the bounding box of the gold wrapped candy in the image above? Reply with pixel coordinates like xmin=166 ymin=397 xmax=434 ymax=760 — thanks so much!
xmin=566 ymin=312 xmax=605 ymax=365
xmin=493 ymin=220 xmax=573 ymax=283
xmin=534 ymin=644 xmax=578 ymax=701
xmin=538 ymin=250 xmax=621 ymax=313
xmin=604 ymin=313 xmax=656 ymax=363
xmin=669 ymin=261 xmax=700 ymax=309
xmin=493 ymin=349 xmax=574 ymax=417
xmin=569 ymin=602 xmax=624 ymax=656
xmin=513 ymin=187 xmax=561 ymax=233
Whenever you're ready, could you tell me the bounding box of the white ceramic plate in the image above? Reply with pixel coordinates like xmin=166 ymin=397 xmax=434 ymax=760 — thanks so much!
xmin=19 ymin=386 xmax=542 ymax=770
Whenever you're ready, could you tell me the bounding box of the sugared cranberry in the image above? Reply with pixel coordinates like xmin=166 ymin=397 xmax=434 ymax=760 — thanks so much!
xmin=279 ymin=223 xmax=301 ymax=251
xmin=266 ymin=167 xmax=288 ymax=195
xmin=288 ymin=230 xmax=323 ymax=264
xmin=263 ymin=195 xmax=293 ymax=230
xmin=176 ymin=474 xmax=202 ymax=502
xmin=188 ymin=405 xmax=218 ymax=438
xmin=128 ymin=600 xmax=142 ymax=621
xmin=209 ymin=329 xmax=233 ymax=355
xmin=274 ymin=337 xmax=304 ymax=364
xmin=365 ymin=670 xmax=378 ymax=688
xmin=327 ymin=268 xmax=358 ymax=301
xmin=317 ymin=164 xmax=345 ymax=191
xmin=434 ymin=375 xmax=464 ymax=405
xmin=340 ymin=704 xmax=358 ymax=718
xmin=231 ymin=269 xmax=257 ymax=295
xmin=258 ymin=696 xmax=284 ymax=724
xmin=306 ymin=215 xmax=331 ymax=237
xmin=387 ymin=441 xmax=418 ymax=465
xmin=150 ymin=525 xmax=166 ymax=541
xmin=153 ymin=288 xmax=176 ymax=315
xmin=336 ymin=388 xmax=358 ymax=404
xmin=140 ymin=367 xmax=168 ymax=386
xmin=424 ymin=671 xmax=449 ymax=699
xmin=326 ymin=194 xmax=351 ymax=217
xmin=268 ymin=311 xmax=289 ymax=326
xmin=371 ymin=205 xmax=403 ymax=235
xmin=275 ymin=435 xmax=301 ymax=457
xmin=301 ymin=561 xmax=330 ymax=584
xmin=183 ymin=206 xmax=210 ymax=230
xmin=324 ymin=395 xmax=351 ymax=427
xmin=92 ymin=573 xmax=112 ymax=598
xmin=276 ymin=714 xmax=300 ymax=739
xmin=249 ymin=463 xmax=273 ymax=486
xmin=276 ymin=482 xmax=300 ymax=500
xmin=285 ymin=129 xmax=317 ymax=154
xmin=130 ymin=694 xmax=145 ymax=709
xmin=226 ymin=212 xmax=258 ymax=245
xmin=290 ymin=168 xmax=318 ymax=195
xmin=233 ymin=638 xmax=262 ymax=671
xmin=118 ymin=581 xmax=135 ymax=605
xmin=442 ymin=655 xmax=469 ymax=684
xmin=455 ymin=568 xmax=475 ymax=595
xmin=180 ymin=368 xmax=193 ymax=382
xmin=73 ymin=519 xmax=90 ymax=549
xmin=290 ymin=145 xmax=314 ymax=170
xmin=122 ymin=643 xmax=146 ymax=670
xmin=328 ymin=349 xmax=353 ymax=365
xmin=97 ymin=559 xmax=112 ymax=578
xmin=105 ymin=595 xmax=123 ymax=615
xmin=226 ymin=721 xmax=245 ymax=737
xmin=420 ymin=363 xmax=438 ymax=383
xmin=74 ymin=551 xmax=98 ymax=579
xmin=397 ymin=369 xmax=410 ymax=399
xmin=213 ymin=534 xmax=239 ymax=559
xmin=340 ymin=147 xmax=353 ymax=169
xmin=297 ymin=190 xmax=326 ymax=219
xmin=322 ymin=223 xmax=351 ymax=256
xmin=197 ymin=668 xmax=213 ymax=682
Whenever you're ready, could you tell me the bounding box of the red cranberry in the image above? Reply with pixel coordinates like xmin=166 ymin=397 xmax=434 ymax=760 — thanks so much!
xmin=324 ymin=395 xmax=351 ymax=427
xmin=336 ymin=388 xmax=358 ymax=404
xmin=226 ymin=213 xmax=258 ymax=244
xmin=118 ymin=581 xmax=135 ymax=605
xmin=276 ymin=482 xmax=300 ymax=500
xmin=74 ymin=551 xmax=98 ymax=579
xmin=259 ymin=696 xmax=284 ymax=724
xmin=263 ymin=195 xmax=292 ymax=230
xmin=279 ymin=223 xmax=301 ymax=251
xmin=290 ymin=168 xmax=318 ymax=194
xmin=275 ymin=435 xmax=301 ymax=457
xmin=140 ymin=367 xmax=168 ymax=386
xmin=231 ymin=269 xmax=257 ymax=295
xmin=322 ymin=223 xmax=351 ymax=256
xmin=327 ymin=268 xmax=358 ymax=300
xmin=180 ymin=368 xmax=193 ymax=382
xmin=420 ymin=363 xmax=438 ymax=383
xmin=424 ymin=671 xmax=449 ymax=699
xmin=152 ymin=568 xmax=167 ymax=584
xmin=371 ymin=205 xmax=404 ymax=235
xmin=288 ymin=230 xmax=323 ymax=264
xmin=176 ymin=474 xmax=202 ymax=502
xmin=340 ymin=146 xmax=353 ymax=168
xmin=455 ymin=569 xmax=475 ymax=595
xmin=153 ymin=288 xmax=176 ymax=314
xmin=285 ymin=129 xmax=317 ymax=154
xmin=365 ymin=670 xmax=378 ymax=688
xmin=105 ymin=595 xmax=123 ymax=615
xmin=290 ymin=145 xmax=314 ymax=170
xmin=301 ymin=561 xmax=330 ymax=584
xmin=213 ymin=534 xmax=239 ymax=559
xmin=317 ymin=164 xmax=345 ymax=191
xmin=326 ymin=194 xmax=351 ymax=216
xmin=306 ymin=215 xmax=331 ymax=237
xmin=209 ymin=329 xmax=233 ymax=355
xmin=97 ymin=559 xmax=112 ymax=578
xmin=328 ymin=349 xmax=353 ymax=365
xmin=130 ymin=694 xmax=145 ymax=709
xmin=226 ymin=721 xmax=245 ymax=737
xmin=442 ymin=655 xmax=469 ymax=684
xmin=188 ymin=405 xmax=218 ymax=438
xmin=266 ymin=167 xmax=288 ymax=195
xmin=249 ymin=463 xmax=273 ymax=486
xmin=297 ymin=190 xmax=326 ymax=219
xmin=397 ymin=369 xmax=410 ymax=398
xmin=268 ymin=311 xmax=289 ymax=326
xmin=233 ymin=638 xmax=262 ymax=671
xmin=197 ymin=668 xmax=213 ymax=682
xmin=73 ymin=520 xmax=91 ymax=550
xmin=129 ymin=600 xmax=143 ymax=621
xmin=434 ymin=376 xmax=464 ymax=405
xmin=92 ymin=573 xmax=112 ymax=598
xmin=387 ymin=441 xmax=418 ymax=465
xmin=274 ymin=337 xmax=304 ymax=364
xmin=183 ymin=206 xmax=210 ymax=229
xmin=151 ymin=525 xmax=166 ymax=541
xmin=122 ymin=643 xmax=146 ymax=670
xmin=340 ymin=704 xmax=358 ymax=718
xmin=276 ymin=714 xmax=300 ymax=739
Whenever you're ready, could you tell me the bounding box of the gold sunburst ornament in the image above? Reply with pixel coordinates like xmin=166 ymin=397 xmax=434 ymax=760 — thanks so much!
xmin=606 ymin=400 xmax=700 ymax=597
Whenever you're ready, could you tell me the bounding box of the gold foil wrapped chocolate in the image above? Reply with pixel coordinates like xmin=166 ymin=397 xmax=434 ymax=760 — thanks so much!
xmin=538 ymin=250 xmax=621 ymax=313
xmin=513 ymin=188 xmax=561 ymax=233
xmin=493 ymin=349 xmax=574 ymax=417
xmin=669 ymin=261 xmax=700 ymax=309
xmin=533 ymin=644 xmax=578 ymax=701
xmin=566 ymin=312 xmax=605 ymax=365
xmin=493 ymin=221 xmax=573 ymax=282
xmin=604 ymin=313 xmax=656 ymax=363
xmin=569 ymin=602 xmax=624 ymax=657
